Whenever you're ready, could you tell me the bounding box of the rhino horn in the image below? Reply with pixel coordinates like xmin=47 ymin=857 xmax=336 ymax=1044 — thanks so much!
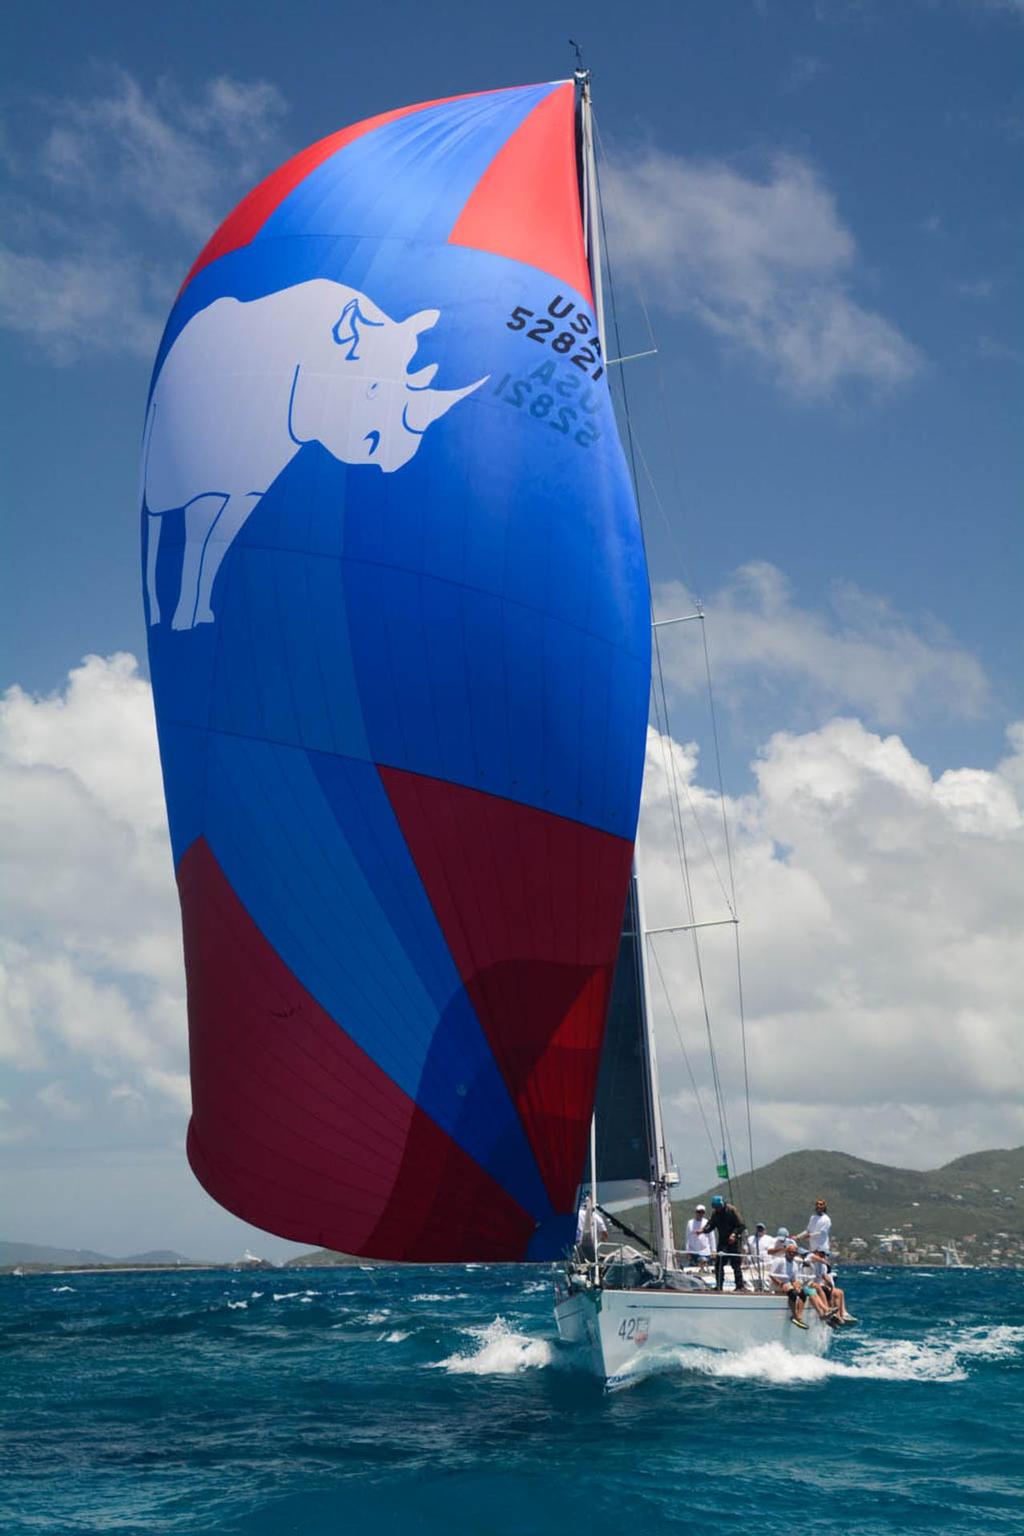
xmin=402 ymin=376 xmax=489 ymax=435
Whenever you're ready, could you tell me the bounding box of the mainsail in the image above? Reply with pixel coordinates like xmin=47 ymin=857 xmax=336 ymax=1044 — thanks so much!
xmin=143 ymin=81 xmax=650 ymax=1261
xmin=592 ymin=880 xmax=656 ymax=1207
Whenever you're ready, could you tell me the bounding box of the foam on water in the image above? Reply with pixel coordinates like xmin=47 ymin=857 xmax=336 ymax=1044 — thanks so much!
xmin=433 ymin=1317 xmax=557 ymax=1375
xmin=225 ymin=1300 xmax=247 ymax=1311
xmin=649 ymin=1321 xmax=1024 ymax=1387
xmin=379 ymin=1329 xmax=411 ymax=1343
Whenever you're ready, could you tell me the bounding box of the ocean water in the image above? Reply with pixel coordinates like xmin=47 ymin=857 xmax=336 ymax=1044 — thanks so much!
xmin=3 ymin=1265 xmax=1021 ymax=1535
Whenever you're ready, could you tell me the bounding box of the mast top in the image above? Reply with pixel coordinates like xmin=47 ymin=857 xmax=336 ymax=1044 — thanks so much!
xmin=569 ymin=38 xmax=590 ymax=89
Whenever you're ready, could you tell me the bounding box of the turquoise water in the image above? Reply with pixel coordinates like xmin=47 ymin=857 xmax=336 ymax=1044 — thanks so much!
xmin=3 ymin=1265 xmax=1022 ymax=1534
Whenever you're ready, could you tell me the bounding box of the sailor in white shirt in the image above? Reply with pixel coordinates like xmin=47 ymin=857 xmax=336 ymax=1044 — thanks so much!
xmin=575 ymin=1195 xmax=608 ymax=1259
xmin=745 ymin=1222 xmax=773 ymax=1261
xmin=796 ymin=1199 xmax=832 ymax=1276
xmin=769 ymin=1242 xmax=831 ymax=1326
xmin=683 ymin=1204 xmax=716 ymax=1266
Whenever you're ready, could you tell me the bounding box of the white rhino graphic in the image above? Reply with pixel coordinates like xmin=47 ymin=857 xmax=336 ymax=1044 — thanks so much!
xmin=143 ymin=280 xmax=486 ymax=630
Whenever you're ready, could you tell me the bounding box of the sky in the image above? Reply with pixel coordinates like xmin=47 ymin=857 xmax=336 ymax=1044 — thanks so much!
xmin=1 ymin=0 xmax=1021 ymax=1260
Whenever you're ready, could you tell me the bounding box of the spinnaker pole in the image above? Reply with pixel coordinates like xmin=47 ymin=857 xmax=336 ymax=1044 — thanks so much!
xmin=577 ymin=69 xmax=678 ymax=1271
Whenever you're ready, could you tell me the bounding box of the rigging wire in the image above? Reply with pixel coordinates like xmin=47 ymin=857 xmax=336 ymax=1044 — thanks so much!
xmin=700 ymin=616 xmax=757 ymax=1205
xmin=649 ymin=942 xmax=719 ymax=1161
xmin=593 ymin=108 xmax=756 ymax=1205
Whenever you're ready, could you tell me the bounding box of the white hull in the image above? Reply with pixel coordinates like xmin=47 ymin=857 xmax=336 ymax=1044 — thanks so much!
xmin=555 ymin=1284 xmax=829 ymax=1389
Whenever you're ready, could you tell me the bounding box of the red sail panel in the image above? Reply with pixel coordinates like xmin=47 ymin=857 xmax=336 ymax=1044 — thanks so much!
xmin=181 ymin=87 xmax=499 ymax=293
xmin=380 ymin=768 xmax=633 ymax=1212
xmin=179 ymin=837 xmax=536 ymax=1261
xmin=448 ymin=81 xmax=593 ymax=303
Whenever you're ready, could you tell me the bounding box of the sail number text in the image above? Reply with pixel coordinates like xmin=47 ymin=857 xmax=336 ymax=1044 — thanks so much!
xmin=492 ymin=360 xmax=602 ymax=448
xmin=506 ymin=295 xmax=604 ymax=382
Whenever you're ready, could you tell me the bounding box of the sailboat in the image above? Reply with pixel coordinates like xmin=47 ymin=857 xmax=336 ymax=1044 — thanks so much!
xmin=143 ymin=70 xmax=825 ymax=1386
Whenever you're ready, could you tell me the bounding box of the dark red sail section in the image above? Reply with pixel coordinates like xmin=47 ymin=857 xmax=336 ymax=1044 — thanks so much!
xmin=380 ymin=768 xmax=633 ymax=1212
xmin=178 ymin=837 xmax=536 ymax=1261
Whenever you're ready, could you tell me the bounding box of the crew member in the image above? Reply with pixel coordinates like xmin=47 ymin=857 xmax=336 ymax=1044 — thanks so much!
xmin=769 ymin=1241 xmax=832 ymax=1326
xmin=575 ymin=1195 xmax=608 ymax=1262
xmin=746 ymin=1222 xmax=773 ymax=1261
xmin=810 ymin=1250 xmax=857 ymax=1325
xmin=796 ymin=1198 xmax=832 ymax=1277
xmin=700 ymin=1194 xmax=747 ymax=1291
xmin=684 ymin=1204 xmax=715 ymax=1268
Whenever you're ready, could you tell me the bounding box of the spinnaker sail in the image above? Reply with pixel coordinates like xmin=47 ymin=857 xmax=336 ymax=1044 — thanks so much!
xmin=143 ymin=80 xmax=650 ymax=1261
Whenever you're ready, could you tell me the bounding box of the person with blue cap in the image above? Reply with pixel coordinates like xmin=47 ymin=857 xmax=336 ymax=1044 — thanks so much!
xmin=698 ymin=1193 xmax=747 ymax=1291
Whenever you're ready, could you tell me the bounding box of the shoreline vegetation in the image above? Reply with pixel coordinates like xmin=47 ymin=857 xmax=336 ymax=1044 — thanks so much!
xmin=5 ymin=1145 xmax=1021 ymax=1275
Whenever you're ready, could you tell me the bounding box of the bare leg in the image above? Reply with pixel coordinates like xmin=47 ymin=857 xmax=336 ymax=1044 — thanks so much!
xmin=808 ymin=1287 xmax=830 ymax=1319
xmin=185 ymin=491 xmax=261 ymax=628
xmin=145 ymin=512 xmax=163 ymax=625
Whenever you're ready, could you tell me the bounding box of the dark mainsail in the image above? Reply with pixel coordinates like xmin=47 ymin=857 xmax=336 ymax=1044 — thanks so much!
xmin=593 ymin=877 xmax=656 ymax=1208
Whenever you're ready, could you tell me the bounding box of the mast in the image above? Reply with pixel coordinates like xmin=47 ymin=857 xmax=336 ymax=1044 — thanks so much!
xmin=577 ymin=69 xmax=678 ymax=1271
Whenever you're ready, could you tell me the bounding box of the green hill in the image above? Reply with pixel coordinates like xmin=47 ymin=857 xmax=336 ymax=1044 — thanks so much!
xmin=621 ymin=1146 xmax=1024 ymax=1266
xmin=282 ymin=1148 xmax=1024 ymax=1269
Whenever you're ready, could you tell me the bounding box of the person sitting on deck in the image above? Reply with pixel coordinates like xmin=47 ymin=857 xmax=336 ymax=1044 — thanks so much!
xmin=699 ymin=1195 xmax=747 ymax=1292
xmin=575 ymin=1196 xmax=608 ymax=1263
xmin=769 ymin=1241 xmax=831 ymax=1327
xmin=810 ymin=1250 xmax=857 ymax=1325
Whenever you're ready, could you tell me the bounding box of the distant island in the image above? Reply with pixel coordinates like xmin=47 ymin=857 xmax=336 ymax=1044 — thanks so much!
xmin=0 ymin=1241 xmax=274 ymax=1275
xmin=4 ymin=1146 xmax=1021 ymax=1274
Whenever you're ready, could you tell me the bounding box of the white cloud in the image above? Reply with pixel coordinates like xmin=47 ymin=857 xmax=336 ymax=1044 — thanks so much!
xmin=0 ymin=655 xmax=185 ymax=1128
xmin=640 ymin=715 xmax=1024 ymax=1177
xmin=2 ymin=650 xmax=1019 ymax=1242
xmin=606 ymin=149 xmax=921 ymax=395
xmin=36 ymin=1081 xmax=82 ymax=1121
xmin=0 ymin=68 xmax=288 ymax=362
xmin=655 ymin=563 xmax=991 ymax=729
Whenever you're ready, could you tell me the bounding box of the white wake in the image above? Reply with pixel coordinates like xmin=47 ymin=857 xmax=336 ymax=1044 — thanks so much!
xmin=433 ymin=1317 xmax=557 ymax=1375
xmin=656 ymin=1322 xmax=1024 ymax=1386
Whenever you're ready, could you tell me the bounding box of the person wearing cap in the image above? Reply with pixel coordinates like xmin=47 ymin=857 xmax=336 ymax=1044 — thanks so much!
xmin=683 ymin=1204 xmax=715 ymax=1269
xmin=768 ymin=1226 xmax=790 ymax=1256
xmin=769 ymin=1241 xmax=832 ymax=1327
xmin=699 ymin=1194 xmax=747 ymax=1291
xmin=745 ymin=1222 xmax=773 ymax=1265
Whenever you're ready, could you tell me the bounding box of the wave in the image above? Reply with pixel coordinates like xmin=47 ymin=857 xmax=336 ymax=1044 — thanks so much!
xmin=378 ymin=1329 xmax=411 ymax=1343
xmin=649 ymin=1322 xmax=1024 ymax=1387
xmin=432 ymin=1317 xmax=557 ymax=1375
xmin=226 ymin=1300 xmax=248 ymax=1310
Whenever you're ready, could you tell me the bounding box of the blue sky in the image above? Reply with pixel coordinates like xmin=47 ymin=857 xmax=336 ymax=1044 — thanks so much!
xmin=1 ymin=0 xmax=1021 ymax=1257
